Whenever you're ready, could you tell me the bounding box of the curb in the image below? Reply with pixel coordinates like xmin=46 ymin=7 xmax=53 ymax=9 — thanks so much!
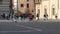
xmin=0 ymin=19 xmax=60 ymax=22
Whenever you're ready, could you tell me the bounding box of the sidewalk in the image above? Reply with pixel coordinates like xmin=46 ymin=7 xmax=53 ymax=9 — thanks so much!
xmin=38 ymin=19 xmax=60 ymax=22
xmin=0 ymin=20 xmax=13 ymax=22
xmin=0 ymin=19 xmax=60 ymax=22
xmin=17 ymin=19 xmax=60 ymax=22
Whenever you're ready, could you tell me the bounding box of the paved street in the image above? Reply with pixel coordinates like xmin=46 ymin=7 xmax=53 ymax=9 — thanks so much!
xmin=0 ymin=21 xmax=60 ymax=34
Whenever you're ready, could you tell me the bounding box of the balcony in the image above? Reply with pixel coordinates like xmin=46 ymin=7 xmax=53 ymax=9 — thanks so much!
xmin=34 ymin=0 xmax=41 ymax=4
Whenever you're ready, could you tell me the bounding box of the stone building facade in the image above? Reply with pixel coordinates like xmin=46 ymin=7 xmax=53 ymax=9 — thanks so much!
xmin=18 ymin=0 xmax=34 ymax=14
xmin=35 ymin=0 xmax=60 ymax=19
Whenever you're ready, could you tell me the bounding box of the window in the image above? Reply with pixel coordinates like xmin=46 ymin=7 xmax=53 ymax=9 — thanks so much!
xmin=44 ymin=8 xmax=48 ymax=17
xmin=21 ymin=4 xmax=24 ymax=7
xmin=38 ymin=0 xmax=40 ymax=2
xmin=27 ymin=0 xmax=29 ymax=2
xmin=52 ymin=8 xmax=55 ymax=15
xmin=44 ymin=8 xmax=47 ymax=14
xmin=32 ymin=10 xmax=33 ymax=12
xmin=27 ymin=4 xmax=29 ymax=8
xmin=0 ymin=0 xmax=2 ymax=4
xmin=38 ymin=9 xmax=40 ymax=14
xmin=35 ymin=0 xmax=37 ymax=2
xmin=38 ymin=0 xmax=39 ymax=2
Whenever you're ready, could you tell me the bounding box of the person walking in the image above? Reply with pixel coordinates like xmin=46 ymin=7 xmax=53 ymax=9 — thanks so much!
xmin=44 ymin=14 xmax=48 ymax=20
xmin=37 ymin=14 xmax=39 ymax=20
xmin=29 ymin=14 xmax=33 ymax=21
xmin=5 ymin=14 xmax=8 ymax=20
xmin=3 ymin=13 xmax=5 ymax=19
xmin=55 ymin=14 xmax=57 ymax=19
xmin=15 ymin=14 xmax=19 ymax=22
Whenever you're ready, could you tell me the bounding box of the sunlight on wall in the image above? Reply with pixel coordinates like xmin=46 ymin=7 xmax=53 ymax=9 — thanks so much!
xmin=58 ymin=9 xmax=60 ymax=19
xmin=13 ymin=0 xmax=18 ymax=13
xmin=14 ymin=0 xmax=17 ymax=10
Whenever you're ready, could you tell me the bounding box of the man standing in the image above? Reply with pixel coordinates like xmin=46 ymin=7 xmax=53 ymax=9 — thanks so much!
xmin=5 ymin=14 xmax=8 ymax=20
xmin=15 ymin=14 xmax=19 ymax=22
xmin=37 ymin=14 xmax=39 ymax=20
xmin=3 ymin=13 xmax=5 ymax=19
xmin=55 ymin=14 xmax=57 ymax=19
xmin=29 ymin=14 xmax=33 ymax=21
xmin=44 ymin=14 xmax=48 ymax=20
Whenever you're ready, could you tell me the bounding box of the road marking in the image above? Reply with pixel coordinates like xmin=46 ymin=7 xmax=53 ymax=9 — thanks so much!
xmin=0 ymin=24 xmax=43 ymax=32
xmin=0 ymin=30 xmax=32 ymax=32
xmin=25 ymin=27 xmax=43 ymax=31
xmin=19 ymin=25 xmax=43 ymax=32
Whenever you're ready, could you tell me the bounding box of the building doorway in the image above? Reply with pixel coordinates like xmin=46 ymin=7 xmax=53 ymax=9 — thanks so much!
xmin=44 ymin=8 xmax=48 ymax=19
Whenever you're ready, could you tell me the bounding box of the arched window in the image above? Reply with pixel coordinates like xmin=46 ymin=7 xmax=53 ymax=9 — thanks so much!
xmin=27 ymin=3 xmax=29 ymax=8
xmin=44 ymin=8 xmax=47 ymax=14
xmin=21 ymin=4 xmax=24 ymax=7
xmin=37 ymin=9 xmax=40 ymax=14
xmin=52 ymin=8 xmax=55 ymax=15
